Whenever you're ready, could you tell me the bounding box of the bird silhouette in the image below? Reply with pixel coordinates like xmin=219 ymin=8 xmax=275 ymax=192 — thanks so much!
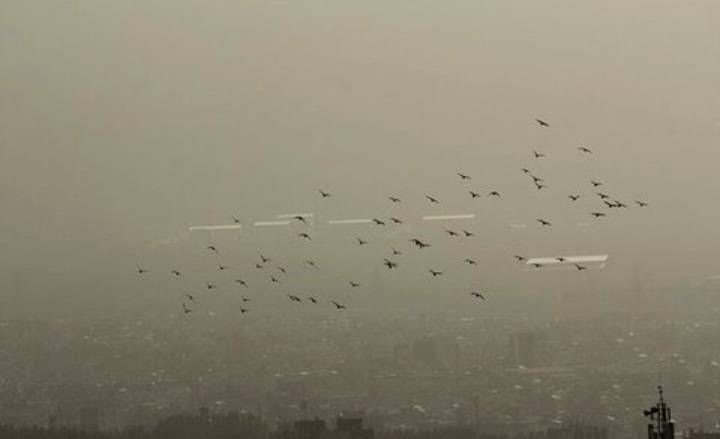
xmin=591 ymin=180 xmax=603 ymax=187
xmin=241 ymin=297 xmax=251 ymax=303
xmin=171 ymin=270 xmax=181 ymax=277
xmin=470 ymin=291 xmax=486 ymax=300
xmin=277 ymin=266 xmax=287 ymax=274
xmin=349 ymin=281 xmax=360 ymax=288
xmin=535 ymin=118 xmax=550 ymax=127
xmin=255 ymin=263 xmax=264 ymax=269
xmin=240 ymin=308 xmax=249 ymax=314
xmin=185 ymin=294 xmax=195 ymax=302
xmin=384 ymin=258 xmax=398 ymax=269
xmin=488 ymin=191 xmax=501 ymax=197
xmin=207 ymin=246 xmax=218 ymax=254
xmin=298 ymin=233 xmax=312 ymax=240
xmin=390 ymin=217 xmax=403 ymax=224
xmin=136 ymin=265 xmax=148 ymax=274
xmin=391 ymin=247 xmax=402 ymax=256
xmin=636 ymin=200 xmax=648 ymax=207
xmin=426 ymin=195 xmax=439 ymax=204
xmin=535 ymin=183 xmax=548 ymax=190
xmin=372 ymin=218 xmax=386 ymax=226
xmin=293 ymin=215 xmax=308 ymax=224
xmin=597 ymin=192 xmax=610 ymax=199
xmin=218 ymin=265 xmax=229 ymax=271
xmin=530 ymin=175 xmax=544 ymax=183
xmin=469 ymin=190 xmax=481 ymax=199
xmin=235 ymin=279 xmax=248 ymax=288
xmin=458 ymin=172 xmax=471 ymax=180
xmin=513 ymin=255 xmax=526 ymax=262
xmin=532 ymin=263 xmax=543 ymax=268
xmin=232 ymin=217 xmax=242 ymax=224
xmin=537 ymin=219 xmax=552 ymax=226
xmin=462 ymin=230 xmax=475 ymax=237
xmin=521 ymin=168 xmax=531 ymax=174
xmin=270 ymin=276 xmax=280 ymax=284
xmin=332 ymin=301 xmax=346 ymax=310
xmin=533 ymin=150 xmax=546 ymax=158
xmin=578 ymin=146 xmax=592 ymax=154
xmin=568 ymin=195 xmax=580 ymax=201
xmin=389 ymin=196 xmax=402 ymax=203
xmin=555 ymin=257 xmax=567 ymax=262
xmin=182 ymin=303 xmax=192 ymax=314
xmin=356 ymin=237 xmax=368 ymax=246
xmin=428 ymin=269 xmax=443 ymax=277
xmin=206 ymin=282 xmax=217 ymax=290
xmin=590 ymin=212 xmax=606 ymax=218
xmin=308 ymin=297 xmax=318 ymax=304
xmin=260 ymin=254 xmax=271 ymax=264
xmin=410 ymin=238 xmax=430 ymax=249
xmin=306 ymin=260 xmax=318 ymax=268
xmin=613 ymin=200 xmax=628 ymax=208
xmin=574 ymin=263 xmax=587 ymax=271
xmin=288 ymin=294 xmax=301 ymax=302
xmin=464 ymin=258 xmax=477 ymax=266
xmin=318 ymin=190 xmax=332 ymax=198
xmin=446 ymin=230 xmax=459 ymax=237
xmin=603 ymin=200 xmax=616 ymax=208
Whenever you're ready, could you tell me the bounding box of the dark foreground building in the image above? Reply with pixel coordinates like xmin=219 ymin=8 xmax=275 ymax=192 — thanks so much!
xmin=284 ymin=416 xmax=374 ymax=439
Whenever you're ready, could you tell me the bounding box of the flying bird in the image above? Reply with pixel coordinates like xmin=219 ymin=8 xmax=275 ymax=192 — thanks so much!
xmin=332 ymin=301 xmax=346 ymax=310
xmin=568 ymin=195 xmax=580 ymax=201
xmin=462 ymin=230 xmax=475 ymax=237
xmin=596 ymin=192 xmax=610 ymax=199
xmin=288 ymin=294 xmax=301 ymax=302
xmin=521 ymin=168 xmax=531 ymax=174
xmin=428 ymin=269 xmax=443 ymax=277
xmin=277 ymin=266 xmax=287 ymax=274
xmin=446 ymin=230 xmax=459 ymax=237
xmin=241 ymin=297 xmax=251 ymax=303
xmin=308 ymin=297 xmax=318 ymax=304
xmin=136 ymin=265 xmax=148 ymax=274
xmin=206 ymin=283 xmax=217 ymax=290
xmin=390 ymin=217 xmax=403 ymax=224
xmin=457 ymin=172 xmax=471 ymax=180
xmin=235 ymin=279 xmax=248 ymax=288
xmin=232 ymin=217 xmax=242 ymax=224
xmin=410 ymin=238 xmax=430 ymax=249
xmin=218 ymin=265 xmax=229 ymax=271
xmin=171 ymin=270 xmax=181 ymax=277
xmin=207 ymin=246 xmax=218 ymax=254
xmin=270 ymin=275 xmax=280 ymax=284
xmin=182 ymin=303 xmax=192 ymax=314
xmin=513 ymin=255 xmax=526 ymax=262
xmin=470 ymin=291 xmax=486 ymax=300
xmin=349 ymin=281 xmax=360 ymax=288
xmin=531 ymin=263 xmax=543 ymax=268
xmin=318 ymin=190 xmax=332 ymax=198
xmin=535 ymin=118 xmax=550 ymax=127
xmin=555 ymin=257 xmax=567 ymax=262
xmin=389 ymin=196 xmax=402 ymax=203
xmin=533 ymin=150 xmax=545 ymax=158
xmin=391 ymin=247 xmax=402 ymax=256
xmin=255 ymin=263 xmax=264 ymax=269
xmin=293 ymin=215 xmax=308 ymax=224
xmin=636 ymin=200 xmax=648 ymax=207
xmin=356 ymin=237 xmax=368 ymax=246
xmin=306 ymin=260 xmax=318 ymax=268
xmin=464 ymin=258 xmax=477 ymax=266
xmin=372 ymin=218 xmax=386 ymax=226
xmin=240 ymin=308 xmax=249 ymax=314
xmin=578 ymin=146 xmax=592 ymax=154
xmin=260 ymin=254 xmax=271 ymax=264
xmin=426 ymin=195 xmax=439 ymax=204
xmin=384 ymin=258 xmax=398 ymax=269
xmin=574 ymin=263 xmax=587 ymax=271
xmin=488 ymin=191 xmax=501 ymax=197
xmin=535 ymin=183 xmax=548 ymax=190
xmin=469 ymin=191 xmax=481 ymax=199
xmin=591 ymin=180 xmax=603 ymax=187
xmin=613 ymin=200 xmax=628 ymax=208
xmin=590 ymin=212 xmax=607 ymax=218
xmin=537 ymin=219 xmax=552 ymax=226
xmin=298 ymin=233 xmax=312 ymax=240
xmin=185 ymin=294 xmax=194 ymax=302
xmin=530 ymin=175 xmax=544 ymax=183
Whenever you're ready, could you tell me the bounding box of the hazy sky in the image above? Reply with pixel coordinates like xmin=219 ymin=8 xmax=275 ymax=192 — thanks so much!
xmin=2 ymin=1 xmax=720 ymax=316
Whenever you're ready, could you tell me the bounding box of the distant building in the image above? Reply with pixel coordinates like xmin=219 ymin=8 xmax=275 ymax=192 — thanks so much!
xmin=644 ymin=386 xmax=674 ymax=439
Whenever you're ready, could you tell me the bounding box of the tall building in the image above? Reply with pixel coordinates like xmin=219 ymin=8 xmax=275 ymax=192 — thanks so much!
xmin=645 ymin=386 xmax=674 ymax=439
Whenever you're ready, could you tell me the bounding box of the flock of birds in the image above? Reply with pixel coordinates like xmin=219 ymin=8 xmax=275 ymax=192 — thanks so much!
xmin=136 ymin=118 xmax=649 ymax=315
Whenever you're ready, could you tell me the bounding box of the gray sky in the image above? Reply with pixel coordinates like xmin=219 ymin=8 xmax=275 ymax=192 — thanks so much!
xmin=1 ymin=1 xmax=719 ymax=316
